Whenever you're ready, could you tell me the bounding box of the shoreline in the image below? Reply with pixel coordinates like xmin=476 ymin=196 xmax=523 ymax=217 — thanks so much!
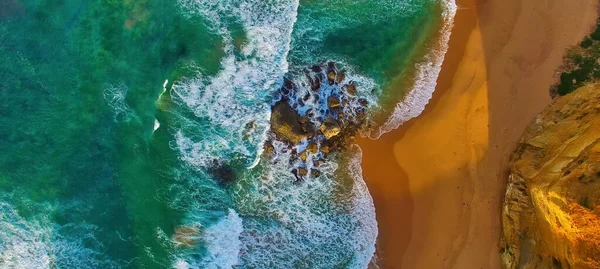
xmin=359 ymin=0 xmax=599 ymax=268
xmin=373 ymin=0 xmax=457 ymax=138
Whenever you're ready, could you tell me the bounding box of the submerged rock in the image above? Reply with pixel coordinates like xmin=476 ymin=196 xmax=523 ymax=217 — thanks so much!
xmin=209 ymin=161 xmax=237 ymax=186
xmin=501 ymin=83 xmax=600 ymax=269
xmin=174 ymin=226 xmax=201 ymax=248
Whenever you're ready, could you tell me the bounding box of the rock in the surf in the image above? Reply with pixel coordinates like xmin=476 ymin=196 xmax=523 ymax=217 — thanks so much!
xmin=327 ymin=71 xmax=336 ymax=85
xmin=345 ymin=84 xmax=356 ymax=96
xmin=358 ymin=98 xmax=369 ymax=107
xmin=264 ymin=141 xmax=275 ymax=155
xmin=336 ymin=71 xmax=346 ymax=84
xmin=270 ymin=101 xmax=311 ymax=144
xmin=298 ymin=167 xmax=308 ymax=177
xmin=328 ymin=96 xmax=341 ymax=108
xmin=307 ymin=141 xmax=318 ymax=154
xmin=268 ymin=61 xmax=372 ymax=180
xmin=320 ymin=116 xmax=341 ymax=139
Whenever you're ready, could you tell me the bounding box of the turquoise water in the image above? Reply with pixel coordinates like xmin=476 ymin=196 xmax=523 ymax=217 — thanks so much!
xmin=0 ymin=0 xmax=453 ymax=268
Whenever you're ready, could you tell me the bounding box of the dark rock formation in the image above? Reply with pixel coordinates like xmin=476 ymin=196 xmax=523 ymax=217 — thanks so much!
xmin=320 ymin=116 xmax=341 ymax=139
xmin=270 ymin=101 xmax=312 ymax=144
xmin=267 ymin=61 xmax=370 ymax=179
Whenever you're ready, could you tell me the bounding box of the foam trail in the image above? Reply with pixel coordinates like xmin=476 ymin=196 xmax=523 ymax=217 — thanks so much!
xmin=158 ymin=79 xmax=169 ymax=101
xmin=372 ymin=0 xmax=457 ymax=138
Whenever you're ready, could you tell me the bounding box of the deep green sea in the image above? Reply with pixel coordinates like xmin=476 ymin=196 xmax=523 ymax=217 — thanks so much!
xmin=0 ymin=0 xmax=455 ymax=268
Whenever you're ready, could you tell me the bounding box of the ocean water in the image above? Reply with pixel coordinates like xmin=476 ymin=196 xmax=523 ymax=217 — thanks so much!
xmin=0 ymin=0 xmax=455 ymax=268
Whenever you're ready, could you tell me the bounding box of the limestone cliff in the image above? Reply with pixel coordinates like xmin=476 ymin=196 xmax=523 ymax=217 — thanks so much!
xmin=501 ymin=83 xmax=600 ymax=269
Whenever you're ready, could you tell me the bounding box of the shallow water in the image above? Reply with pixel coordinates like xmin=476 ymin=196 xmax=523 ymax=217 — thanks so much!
xmin=0 ymin=0 xmax=453 ymax=268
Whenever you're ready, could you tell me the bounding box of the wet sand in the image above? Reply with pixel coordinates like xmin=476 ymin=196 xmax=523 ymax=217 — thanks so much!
xmin=358 ymin=0 xmax=599 ymax=268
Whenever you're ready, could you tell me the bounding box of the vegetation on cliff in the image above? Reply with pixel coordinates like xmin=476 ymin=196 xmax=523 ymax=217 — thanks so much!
xmin=552 ymin=15 xmax=600 ymax=96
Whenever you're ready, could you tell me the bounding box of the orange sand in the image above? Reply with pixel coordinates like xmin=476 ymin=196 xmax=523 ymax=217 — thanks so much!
xmin=358 ymin=0 xmax=599 ymax=268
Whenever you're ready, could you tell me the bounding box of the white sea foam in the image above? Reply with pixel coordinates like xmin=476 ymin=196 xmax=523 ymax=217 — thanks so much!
xmin=202 ymin=209 xmax=243 ymax=268
xmin=175 ymin=209 xmax=243 ymax=269
xmin=0 ymin=202 xmax=53 ymax=268
xmin=346 ymin=145 xmax=378 ymax=269
xmin=173 ymin=0 xmax=299 ymax=168
xmin=153 ymin=119 xmax=160 ymax=132
xmin=162 ymin=79 xmax=169 ymax=94
xmin=372 ymin=0 xmax=458 ymax=138
xmin=0 ymin=201 xmax=117 ymax=269
xmin=172 ymin=138 xmax=378 ymax=268
xmin=224 ymin=141 xmax=377 ymax=268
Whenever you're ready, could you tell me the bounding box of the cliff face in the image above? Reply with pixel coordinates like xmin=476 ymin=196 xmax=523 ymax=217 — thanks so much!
xmin=501 ymin=83 xmax=600 ymax=269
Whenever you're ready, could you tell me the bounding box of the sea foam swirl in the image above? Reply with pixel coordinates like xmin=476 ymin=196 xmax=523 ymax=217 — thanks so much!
xmin=173 ymin=0 xmax=299 ymax=168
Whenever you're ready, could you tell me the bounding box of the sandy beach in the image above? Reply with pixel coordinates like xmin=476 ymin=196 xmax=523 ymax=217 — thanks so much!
xmin=358 ymin=0 xmax=599 ymax=268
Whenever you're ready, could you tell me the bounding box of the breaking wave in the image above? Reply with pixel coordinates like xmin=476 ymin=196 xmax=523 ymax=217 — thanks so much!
xmin=372 ymin=0 xmax=458 ymax=138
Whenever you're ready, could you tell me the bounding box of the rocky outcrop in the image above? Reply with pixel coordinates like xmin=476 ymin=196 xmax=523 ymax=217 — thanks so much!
xmin=267 ymin=62 xmax=370 ymax=180
xmin=270 ymin=101 xmax=311 ymax=144
xmin=320 ymin=116 xmax=341 ymax=139
xmin=501 ymin=83 xmax=600 ymax=269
